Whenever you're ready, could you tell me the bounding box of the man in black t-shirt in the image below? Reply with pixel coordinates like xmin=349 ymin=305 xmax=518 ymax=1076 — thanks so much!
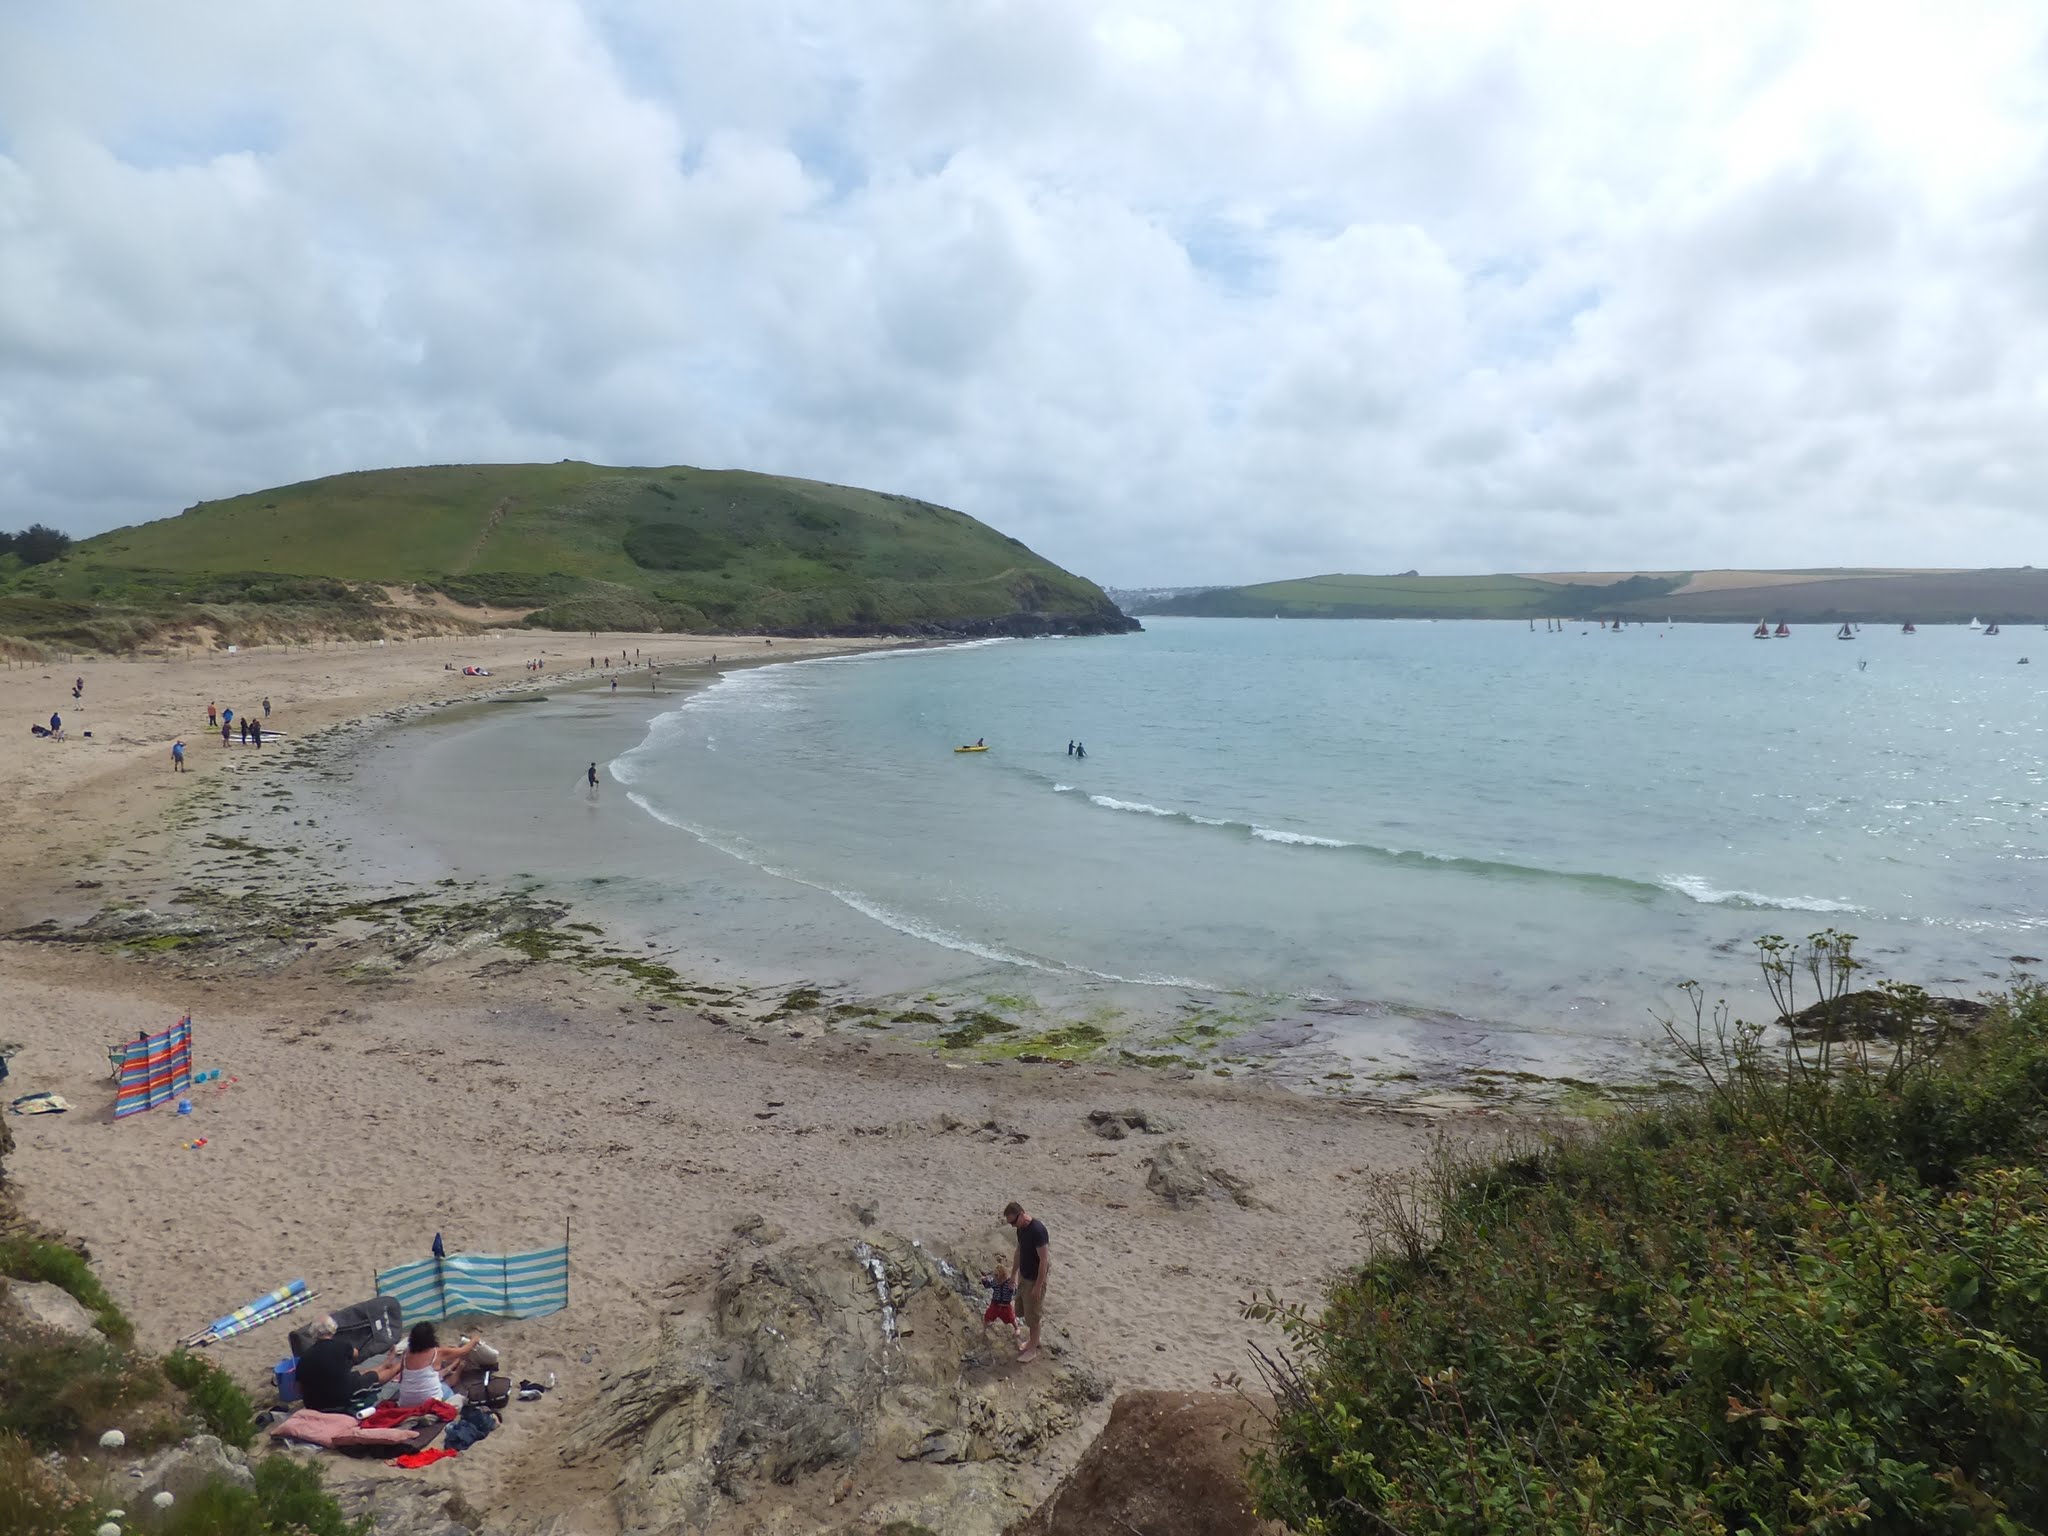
xmin=1003 ymin=1200 xmax=1051 ymax=1362
xmin=294 ymin=1315 xmax=397 ymax=1414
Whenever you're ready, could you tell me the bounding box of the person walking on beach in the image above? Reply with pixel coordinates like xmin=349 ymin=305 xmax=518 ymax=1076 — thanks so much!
xmin=171 ymin=739 xmax=185 ymax=772
xmin=221 ymin=719 xmax=231 ymax=747
xmin=262 ymin=696 xmax=271 ymax=718
xmin=587 ymin=762 xmax=600 ymax=796
xmin=1003 ymin=1201 xmax=1050 ymax=1362
xmin=207 ymin=701 xmax=218 ymax=728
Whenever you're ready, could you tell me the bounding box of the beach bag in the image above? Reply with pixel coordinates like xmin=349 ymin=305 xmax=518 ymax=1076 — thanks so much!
xmin=472 ymin=1371 xmax=511 ymax=1411
xmin=289 ymin=1295 xmax=402 ymax=1363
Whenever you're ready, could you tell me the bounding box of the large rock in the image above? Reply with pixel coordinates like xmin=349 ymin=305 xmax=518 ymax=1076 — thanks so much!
xmin=560 ymin=1231 xmax=1109 ymax=1535
xmin=4 ymin=1278 xmax=102 ymax=1339
xmin=129 ymin=1434 xmax=255 ymax=1502
xmin=1145 ymin=1141 xmax=1256 ymax=1210
xmin=330 ymin=1478 xmax=482 ymax=1536
xmin=1005 ymin=1390 xmax=1285 ymax=1536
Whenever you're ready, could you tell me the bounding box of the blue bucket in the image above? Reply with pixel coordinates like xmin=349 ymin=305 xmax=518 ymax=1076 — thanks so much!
xmin=274 ymin=1357 xmax=299 ymax=1404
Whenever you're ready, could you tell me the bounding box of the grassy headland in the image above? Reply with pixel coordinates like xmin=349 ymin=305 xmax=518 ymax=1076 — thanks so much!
xmin=0 ymin=462 xmax=1135 ymax=652
xmin=1143 ymin=567 xmax=2048 ymax=624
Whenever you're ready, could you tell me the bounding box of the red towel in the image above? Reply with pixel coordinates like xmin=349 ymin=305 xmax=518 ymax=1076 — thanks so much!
xmin=362 ymin=1398 xmax=460 ymax=1430
xmin=392 ymin=1447 xmax=460 ymax=1469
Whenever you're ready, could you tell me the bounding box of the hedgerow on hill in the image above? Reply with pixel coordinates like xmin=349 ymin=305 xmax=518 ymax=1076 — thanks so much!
xmin=1249 ymin=934 xmax=2048 ymax=1534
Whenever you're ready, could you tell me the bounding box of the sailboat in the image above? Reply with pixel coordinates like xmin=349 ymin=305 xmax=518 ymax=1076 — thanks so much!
xmin=1969 ymin=617 xmax=1984 ymax=630
xmin=1753 ymin=620 xmax=1770 ymax=639
xmin=1836 ymin=622 xmax=1853 ymax=640
xmin=1986 ymin=622 xmax=2001 ymax=635
xmin=1902 ymin=622 xmax=1916 ymax=634
xmin=1774 ymin=622 xmax=1791 ymax=637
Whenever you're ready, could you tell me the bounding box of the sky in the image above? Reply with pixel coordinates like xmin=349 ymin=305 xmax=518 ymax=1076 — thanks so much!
xmin=1 ymin=1 xmax=2045 ymax=585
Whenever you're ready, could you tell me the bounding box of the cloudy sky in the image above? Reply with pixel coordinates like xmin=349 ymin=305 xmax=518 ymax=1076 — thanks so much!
xmin=2 ymin=1 xmax=2044 ymax=583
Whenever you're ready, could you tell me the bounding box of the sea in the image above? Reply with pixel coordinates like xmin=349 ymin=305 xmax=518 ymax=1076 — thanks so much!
xmin=335 ymin=618 xmax=2046 ymax=1093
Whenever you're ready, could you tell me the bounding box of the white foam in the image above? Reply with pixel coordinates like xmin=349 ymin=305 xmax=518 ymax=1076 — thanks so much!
xmin=1252 ymin=827 xmax=1352 ymax=848
xmin=1089 ymin=795 xmax=1176 ymax=817
xmin=1053 ymin=783 xmax=1076 ymax=793
xmin=623 ymin=790 xmax=1211 ymax=987
xmin=1659 ymin=873 xmax=1862 ymax=913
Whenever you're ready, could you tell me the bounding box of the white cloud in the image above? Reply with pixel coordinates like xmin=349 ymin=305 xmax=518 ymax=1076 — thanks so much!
xmin=1 ymin=0 xmax=2045 ymax=582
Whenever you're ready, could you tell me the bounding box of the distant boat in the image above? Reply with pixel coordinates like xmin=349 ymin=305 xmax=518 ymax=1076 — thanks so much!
xmin=1753 ymin=620 xmax=1770 ymax=639
xmin=1969 ymin=616 xmax=1984 ymax=629
xmin=1774 ymin=622 xmax=1791 ymax=637
xmin=1836 ymin=622 xmax=1853 ymax=640
xmin=1903 ymin=622 xmax=1916 ymax=634
xmin=1986 ymin=622 xmax=2001 ymax=635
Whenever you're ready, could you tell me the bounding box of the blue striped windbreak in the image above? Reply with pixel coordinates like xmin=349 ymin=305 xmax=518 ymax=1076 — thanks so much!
xmin=374 ymin=1243 xmax=568 ymax=1321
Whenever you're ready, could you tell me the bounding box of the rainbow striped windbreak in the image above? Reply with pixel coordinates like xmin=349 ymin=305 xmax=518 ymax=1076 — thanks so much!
xmin=113 ymin=1016 xmax=193 ymax=1118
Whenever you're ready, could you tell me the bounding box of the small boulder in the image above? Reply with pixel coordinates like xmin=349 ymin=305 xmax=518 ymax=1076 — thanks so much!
xmin=6 ymin=1279 xmax=102 ymax=1339
xmin=1145 ymin=1142 xmax=1255 ymax=1210
xmin=1086 ymin=1108 xmax=1178 ymax=1141
xmin=732 ymin=1213 xmax=786 ymax=1247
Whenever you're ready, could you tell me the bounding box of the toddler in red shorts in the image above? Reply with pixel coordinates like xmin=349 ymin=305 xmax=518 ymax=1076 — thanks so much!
xmin=981 ymin=1259 xmax=1022 ymax=1343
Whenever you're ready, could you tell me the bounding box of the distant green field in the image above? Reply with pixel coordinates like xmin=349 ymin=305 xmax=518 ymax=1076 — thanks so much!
xmin=1 ymin=462 xmax=1135 ymax=649
xmin=1151 ymin=572 xmax=1685 ymax=619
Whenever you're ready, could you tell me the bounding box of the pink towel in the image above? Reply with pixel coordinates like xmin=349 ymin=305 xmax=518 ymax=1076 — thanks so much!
xmin=270 ymin=1410 xmax=416 ymax=1448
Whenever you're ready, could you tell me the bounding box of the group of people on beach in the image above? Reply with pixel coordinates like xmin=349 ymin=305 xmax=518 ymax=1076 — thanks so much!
xmin=174 ymin=695 xmax=275 ymax=769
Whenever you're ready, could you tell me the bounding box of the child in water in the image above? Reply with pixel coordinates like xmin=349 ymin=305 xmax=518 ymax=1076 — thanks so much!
xmin=981 ymin=1259 xmax=1023 ymax=1345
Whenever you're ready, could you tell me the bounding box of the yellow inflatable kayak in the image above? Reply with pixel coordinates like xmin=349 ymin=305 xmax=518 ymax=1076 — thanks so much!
xmin=954 ymin=744 xmax=989 ymax=753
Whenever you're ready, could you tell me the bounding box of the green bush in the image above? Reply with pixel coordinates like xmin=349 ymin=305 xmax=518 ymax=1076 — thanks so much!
xmin=0 ymin=1430 xmax=99 ymax=1536
xmin=0 ymin=1324 xmax=170 ymax=1449
xmin=145 ymin=1457 xmax=365 ymax=1536
xmin=1250 ymin=938 xmax=2048 ymax=1534
xmin=161 ymin=1350 xmax=256 ymax=1449
xmin=0 ymin=1238 xmax=136 ymax=1345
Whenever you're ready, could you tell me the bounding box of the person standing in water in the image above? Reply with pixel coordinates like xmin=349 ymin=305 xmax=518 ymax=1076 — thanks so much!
xmin=587 ymin=762 xmax=600 ymax=796
xmin=1075 ymin=742 xmax=1086 ymax=760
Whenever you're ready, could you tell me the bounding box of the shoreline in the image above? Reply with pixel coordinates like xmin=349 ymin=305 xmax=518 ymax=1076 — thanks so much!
xmin=0 ymin=628 xmax=1446 ymax=1534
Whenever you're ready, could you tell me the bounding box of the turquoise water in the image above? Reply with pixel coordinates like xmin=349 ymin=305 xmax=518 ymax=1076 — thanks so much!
xmin=599 ymin=618 xmax=2044 ymax=1077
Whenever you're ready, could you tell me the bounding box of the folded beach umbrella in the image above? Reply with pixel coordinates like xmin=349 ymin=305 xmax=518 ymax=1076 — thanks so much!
xmin=183 ymin=1278 xmax=315 ymax=1348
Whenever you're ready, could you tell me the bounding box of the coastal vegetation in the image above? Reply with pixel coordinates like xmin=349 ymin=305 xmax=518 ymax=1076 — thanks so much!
xmin=1248 ymin=935 xmax=2048 ymax=1533
xmin=0 ymin=462 xmax=1134 ymax=652
xmin=1142 ymin=566 xmax=2048 ymax=624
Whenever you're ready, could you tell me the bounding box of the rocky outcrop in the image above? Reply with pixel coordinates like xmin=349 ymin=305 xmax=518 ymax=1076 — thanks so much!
xmin=129 ymin=1434 xmax=256 ymax=1502
xmin=1782 ymin=989 xmax=1991 ymax=1043
xmin=1006 ymin=1390 xmax=1284 ymax=1536
xmin=1145 ymin=1141 xmax=1256 ymax=1210
xmin=329 ymin=1478 xmax=482 ymax=1536
xmin=1085 ymin=1107 xmax=1178 ymax=1140
xmin=4 ymin=1278 xmax=101 ymax=1338
xmin=560 ymin=1230 xmax=1109 ymax=1535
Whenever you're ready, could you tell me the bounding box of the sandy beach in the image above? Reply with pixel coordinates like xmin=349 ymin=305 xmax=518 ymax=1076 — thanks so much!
xmin=0 ymin=632 xmax=1441 ymax=1533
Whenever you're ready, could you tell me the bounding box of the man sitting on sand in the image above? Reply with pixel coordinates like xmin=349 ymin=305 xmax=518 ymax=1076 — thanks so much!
xmin=295 ymin=1314 xmax=399 ymax=1414
xmin=1004 ymin=1200 xmax=1051 ymax=1362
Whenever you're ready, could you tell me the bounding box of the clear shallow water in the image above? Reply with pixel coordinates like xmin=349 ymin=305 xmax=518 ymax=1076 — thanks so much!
xmin=599 ymin=619 xmax=2045 ymax=1077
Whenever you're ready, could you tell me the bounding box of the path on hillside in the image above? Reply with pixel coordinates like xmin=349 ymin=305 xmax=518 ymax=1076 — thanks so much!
xmin=450 ymin=497 xmax=514 ymax=576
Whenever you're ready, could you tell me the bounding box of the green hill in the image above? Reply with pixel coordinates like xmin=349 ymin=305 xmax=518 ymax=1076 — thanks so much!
xmin=1142 ymin=568 xmax=2048 ymax=624
xmin=0 ymin=462 xmax=1136 ymax=650
xmin=1149 ymin=572 xmax=1683 ymax=619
